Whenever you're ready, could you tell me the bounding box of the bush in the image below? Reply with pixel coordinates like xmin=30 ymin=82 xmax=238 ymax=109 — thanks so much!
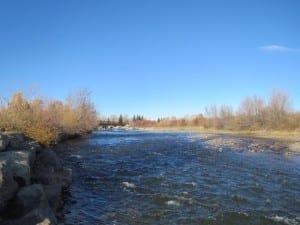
xmin=0 ymin=90 xmax=98 ymax=145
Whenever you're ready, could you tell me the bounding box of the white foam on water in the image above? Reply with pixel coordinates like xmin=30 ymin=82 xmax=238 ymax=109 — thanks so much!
xmin=166 ymin=200 xmax=180 ymax=206
xmin=175 ymin=195 xmax=196 ymax=205
xmin=71 ymin=154 xmax=82 ymax=159
xmin=122 ymin=182 xmax=136 ymax=188
xmin=152 ymin=152 xmax=163 ymax=156
xmin=158 ymin=172 xmax=165 ymax=177
xmin=269 ymin=216 xmax=300 ymax=225
xmin=186 ymin=182 xmax=197 ymax=186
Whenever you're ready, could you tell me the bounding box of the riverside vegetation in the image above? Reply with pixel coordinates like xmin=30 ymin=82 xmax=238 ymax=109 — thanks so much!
xmin=0 ymin=89 xmax=98 ymax=145
xmin=129 ymin=91 xmax=300 ymax=138
xmin=0 ymin=90 xmax=98 ymax=225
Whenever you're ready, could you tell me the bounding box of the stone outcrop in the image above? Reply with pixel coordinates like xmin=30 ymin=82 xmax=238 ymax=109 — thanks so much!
xmin=0 ymin=132 xmax=72 ymax=225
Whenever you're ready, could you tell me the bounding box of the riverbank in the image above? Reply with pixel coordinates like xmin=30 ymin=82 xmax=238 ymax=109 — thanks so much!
xmin=0 ymin=132 xmax=72 ymax=225
xmin=130 ymin=126 xmax=300 ymax=154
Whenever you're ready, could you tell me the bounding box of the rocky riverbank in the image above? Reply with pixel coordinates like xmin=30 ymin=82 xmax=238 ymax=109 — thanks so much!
xmin=140 ymin=126 xmax=300 ymax=154
xmin=0 ymin=132 xmax=72 ymax=225
xmin=193 ymin=132 xmax=300 ymax=155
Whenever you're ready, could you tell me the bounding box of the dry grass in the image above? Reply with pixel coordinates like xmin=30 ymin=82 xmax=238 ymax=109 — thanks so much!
xmin=140 ymin=126 xmax=300 ymax=142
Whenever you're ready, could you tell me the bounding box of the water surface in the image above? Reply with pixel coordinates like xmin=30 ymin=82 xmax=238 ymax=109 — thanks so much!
xmin=57 ymin=130 xmax=300 ymax=225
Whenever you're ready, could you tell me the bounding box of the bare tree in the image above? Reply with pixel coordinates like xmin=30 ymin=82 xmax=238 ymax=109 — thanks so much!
xmin=204 ymin=105 xmax=219 ymax=128
xmin=238 ymin=96 xmax=265 ymax=129
xmin=219 ymin=105 xmax=234 ymax=129
xmin=268 ymin=91 xmax=292 ymax=128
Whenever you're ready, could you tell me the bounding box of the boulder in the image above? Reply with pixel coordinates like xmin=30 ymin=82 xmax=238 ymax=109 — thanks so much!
xmin=43 ymin=184 xmax=63 ymax=211
xmin=37 ymin=218 xmax=51 ymax=225
xmin=0 ymin=151 xmax=34 ymax=186
xmin=30 ymin=150 xmax=72 ymax=223
xmin=0 ymin=160 xmax=18 ymax=214
xmin=35 ymin=149 xmax=63 ymax=172
xmin=289 ymin=142 xmax=300 ymax=152
xmin=0 ymin=140 xmax=36 ymax=216
xmin=5 ymin=132 xmax=26 ymax=150
xmin=60 ymin=168 xmax=72 ymax=189
xmin=0 ymin=133 xmax=8 ymax=151
xmin=32 ymin=150 xmax=72 ymax=189
xmin=6 ymin=184 xmax=57 ymax=225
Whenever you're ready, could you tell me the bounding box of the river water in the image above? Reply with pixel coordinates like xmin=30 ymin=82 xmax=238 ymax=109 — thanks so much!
xmin=57 ymin=130 xmax=300 ymax=225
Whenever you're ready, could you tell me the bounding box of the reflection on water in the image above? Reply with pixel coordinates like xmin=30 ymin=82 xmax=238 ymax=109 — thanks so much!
xmin=57 ymin=130 xmax=300 ymax=225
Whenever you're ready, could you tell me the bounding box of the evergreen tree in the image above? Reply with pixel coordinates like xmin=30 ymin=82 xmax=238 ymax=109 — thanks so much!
xmin=118 ymin=114 xmax=123 ymax=126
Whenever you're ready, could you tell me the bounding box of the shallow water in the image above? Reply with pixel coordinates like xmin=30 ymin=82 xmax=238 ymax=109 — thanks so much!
xmin=57 ymin=130 xmax=300 ymax=225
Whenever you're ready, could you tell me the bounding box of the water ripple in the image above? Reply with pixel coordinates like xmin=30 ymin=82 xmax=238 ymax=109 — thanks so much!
xmin=57 ymin=130 xmax=300 ymax=225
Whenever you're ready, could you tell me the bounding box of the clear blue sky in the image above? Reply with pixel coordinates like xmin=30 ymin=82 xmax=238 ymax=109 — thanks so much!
xmin=0 ymin=0 xmax=299 ymax=119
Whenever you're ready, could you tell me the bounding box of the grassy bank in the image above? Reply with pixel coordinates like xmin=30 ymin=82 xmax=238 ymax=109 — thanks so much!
xmin=139 ymin=126 xmax=300 ymax=142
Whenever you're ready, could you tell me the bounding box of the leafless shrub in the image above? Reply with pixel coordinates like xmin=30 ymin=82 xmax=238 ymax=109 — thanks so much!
xmin=0 ymin=89 xmax=98 ymax=145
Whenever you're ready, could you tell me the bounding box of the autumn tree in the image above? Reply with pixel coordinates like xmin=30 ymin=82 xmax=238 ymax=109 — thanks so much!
xmin=191 ymin=114 xmax=205 ymax=126
xmin=6 ymin=92 xmax=31 ymax=131
xmin=65 ymin=89 xmax=98 ymax=134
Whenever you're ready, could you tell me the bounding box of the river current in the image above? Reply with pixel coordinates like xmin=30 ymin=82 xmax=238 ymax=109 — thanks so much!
xmin=57 ymin=130 xmax=300 ymax=225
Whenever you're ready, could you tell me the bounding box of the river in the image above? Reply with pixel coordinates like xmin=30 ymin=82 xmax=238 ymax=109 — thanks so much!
xmin=56 ymin=130 xmax=300 ymax=225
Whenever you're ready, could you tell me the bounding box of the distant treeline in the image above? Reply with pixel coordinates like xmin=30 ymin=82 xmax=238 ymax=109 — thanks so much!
xmin=0 ymin=89 xmax=98 ymax=145
xmin=100 ymin=114 xmax=145 ymax=127
xmin=130 ymin=91 xmax=300 ymax=131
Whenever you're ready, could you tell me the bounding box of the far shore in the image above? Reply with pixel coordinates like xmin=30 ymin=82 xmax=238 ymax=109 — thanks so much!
xmin=134 ymin=126 xmax=300 ymax=141
xmin=124 ymin=126 xmax=300 ymax=154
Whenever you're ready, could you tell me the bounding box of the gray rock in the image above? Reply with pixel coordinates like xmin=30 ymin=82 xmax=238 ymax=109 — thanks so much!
xmin=60 ymin=168 xmax=72 ymax=189
xmin=29 ymin=150 xmax=72 ymax=223
xmin=0 ymin=151 xmax=34 ymax=186
xmin=0 ymin=160 xmax=18 ymax=213
xmin=5 ymin=132 xmax=26 ymax=150
xmin=8 ymin=184 xmax=57 ymax=225
xmin=0 ymin=142 xmax=36 ymax=215
xmin=43 ymin=184 xmax=62 ymax=211
xmin=33 ymin=150 xmax=72 ymax=189
xmin=33 ymin=168 xmax=72 ymax=190
xmin=35 ymin=150 xmax=63 ymax=171
xmin=0 ymin=133 xmax=8 ymax=151
xmin=288 ymin=142 xmax=300 ymax=152
xmin=36 ymin=218 xmax=51 ymax=225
